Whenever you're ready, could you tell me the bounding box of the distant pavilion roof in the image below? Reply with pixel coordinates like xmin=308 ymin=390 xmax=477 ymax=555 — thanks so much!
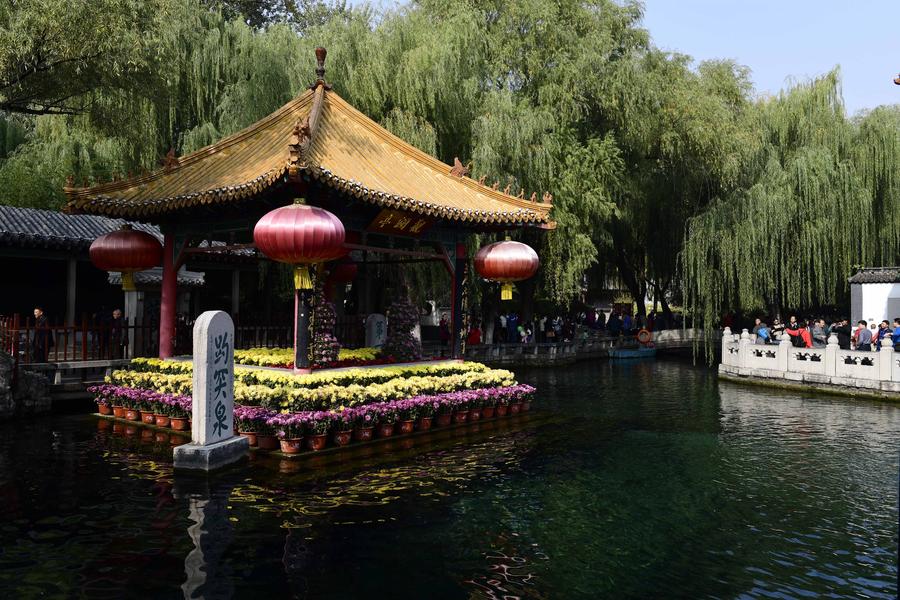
xmin=0 ymin=205 xmax=159 ymax=251
xmin=109 ymin=266 xmax=205 ymax=288
xmin=63 ymin=63 xmax=554 ymax=228
xmin=848 ymin=267 xmax=900 ymax=284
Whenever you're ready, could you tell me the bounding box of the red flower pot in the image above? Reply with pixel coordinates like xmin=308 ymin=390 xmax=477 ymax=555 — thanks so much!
xmin=140 ymin=429 xmax=154 ymax=442
xmin=354 ymin=426 xmax=374 ymax=442
xmin=453 ymin=410 xmax=469 ymax=424
xmin=155 ymin=415 xmax=170 ymax=428
xmin=496 ymin=405 xmax=509 ymax=417
xmin=377 ymin=423 xmax=395 ymax=438
xmin=469 ymin=408 xmax=482 ymax=421
xmin=280 ymin=438 xmax=304 ymax=454
xmin=170 ymin=417 xmax=189 ymax=431
xmin=417 ymin=417 xmax=433 ymax=431
xmin=141 ymin=412 xmax=156 ymax=424
xmin=398 ymin=420 xmax=415 ymax=435
xmin=307 ymin=434 xmax=327 ymax=451
xmin=482 ymin=406 xmax=496 ymax=418
xmin=112 ymin=422 xmax=125 ymax=434
xmin=98 ymin=404 xmax=112 ymax=416
xmin=510 ymin=402 xmax=521 ymax=415
xmin=256 ymin=434 xmax=279 ymax=451
xmin=97 ymin=418 xmax=111 ymax=431
xmin=154 ymin=432 xmax=169 ymax=443
xmin=333 ymin=430 xmax=352 ymax=446
xmin=112 ymin=406 xmax=126 ymax=418
xmin=125 ymin=409 xmax=140 ymax=421
xmin=436 ymin=413 xmax=452 ymax=427
xmin=522 ymin=401 xmax=531 ymax=412
xmin=239 ymin=431 xmax=258 ymax=447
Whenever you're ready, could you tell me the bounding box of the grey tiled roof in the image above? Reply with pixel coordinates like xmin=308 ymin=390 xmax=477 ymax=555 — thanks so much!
xmin=0 ymin=205 xmax=159 ymax=250
xmin=108 ymin=267 xmax=205 ymax=287
xmin=848 ymin=267 xmax=900 ymax=284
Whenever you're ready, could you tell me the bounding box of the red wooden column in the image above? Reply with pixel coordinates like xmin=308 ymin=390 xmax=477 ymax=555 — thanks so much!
xmin=450 ymin=242 xmax=466 ymax=360
xmin=159 ymin=233 xmax=178 ymax=359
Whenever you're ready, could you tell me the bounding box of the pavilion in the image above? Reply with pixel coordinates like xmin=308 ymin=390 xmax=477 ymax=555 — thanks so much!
xmin=64 ymin=48 xmax=554 ymax=364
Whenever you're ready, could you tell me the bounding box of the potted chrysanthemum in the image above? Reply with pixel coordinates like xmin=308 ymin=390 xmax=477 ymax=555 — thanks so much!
xmin=331 ymin=408 xmax=355 ymax=446
xmin=305 ymin=411 xmax=331 ymax=451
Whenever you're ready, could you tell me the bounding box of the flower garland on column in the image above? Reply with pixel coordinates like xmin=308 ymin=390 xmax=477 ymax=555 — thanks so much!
xmin=310 ymin=275 xmax=341 ymax=366
xmin=383 ymin=298 xmax=422 ymax=362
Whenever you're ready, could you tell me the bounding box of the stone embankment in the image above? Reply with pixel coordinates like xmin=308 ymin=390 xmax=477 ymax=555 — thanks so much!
xmin=0 ymin=352 xmax=51 ymax=418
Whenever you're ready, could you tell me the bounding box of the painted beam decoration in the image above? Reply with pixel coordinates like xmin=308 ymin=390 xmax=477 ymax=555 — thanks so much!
xmin=366 ymin=209 xmax=432 ymax=237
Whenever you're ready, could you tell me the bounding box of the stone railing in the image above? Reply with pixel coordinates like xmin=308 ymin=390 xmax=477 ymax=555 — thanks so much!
xmin=719 ymin=327 xmax=900 ymax=396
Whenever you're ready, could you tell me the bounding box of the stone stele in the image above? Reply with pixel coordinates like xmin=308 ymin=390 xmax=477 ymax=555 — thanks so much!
xmin=174 ymin=311 xmax=248 ymax=470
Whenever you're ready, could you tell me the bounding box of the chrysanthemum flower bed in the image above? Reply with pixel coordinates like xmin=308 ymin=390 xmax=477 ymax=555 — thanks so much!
xmin=233 ymin=346 xmax=408 ymax=369
xmin=92 ymin=358 xmax=536 ymax=454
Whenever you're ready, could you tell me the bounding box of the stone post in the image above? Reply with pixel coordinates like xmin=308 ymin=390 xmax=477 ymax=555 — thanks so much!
xmin=173 ymin=311 xmax=248 ymax=470
xmin=721 ymin=327 xmax=732 ymax=365
xmin=878 ymin=335 xmax=894 ymax=381
xmin=738 ymin=328 xmax=751 ymax=372
xmin=777 ymin=333 xmax=791 ymax=372
xmin=824 ymin=334 xmax=839 ymax=377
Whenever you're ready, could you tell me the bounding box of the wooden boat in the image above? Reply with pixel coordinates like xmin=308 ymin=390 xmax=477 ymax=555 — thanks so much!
xmin=608 ymin=346 xmax=657 ymax=359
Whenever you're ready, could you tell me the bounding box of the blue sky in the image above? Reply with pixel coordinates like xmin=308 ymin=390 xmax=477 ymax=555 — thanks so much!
xmin=358 ymin=1 xmax=899 ymax=115
xmin=642 ymin=0 xmax=899 ymax=115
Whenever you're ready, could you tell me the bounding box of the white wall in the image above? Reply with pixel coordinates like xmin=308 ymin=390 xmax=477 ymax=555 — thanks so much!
xmin=854 ymin=283 xmax=900 ymax=324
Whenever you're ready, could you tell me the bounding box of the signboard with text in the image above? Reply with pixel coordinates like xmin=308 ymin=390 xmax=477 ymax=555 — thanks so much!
xmin=366 ymin=209 xmax=433 ymax=237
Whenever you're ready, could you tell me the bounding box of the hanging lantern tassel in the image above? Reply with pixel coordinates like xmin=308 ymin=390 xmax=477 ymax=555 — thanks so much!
xmin=122 ymin=272 xmax=136 ymax=292
xmin=501 ymin=282 xmax=514 ymax=301
xmin=294 ymin=265 xmax=314 ymax=290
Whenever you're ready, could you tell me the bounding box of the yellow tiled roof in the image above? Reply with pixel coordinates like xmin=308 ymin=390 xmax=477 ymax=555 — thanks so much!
xmin=64 ymin=86 xmax=554 ymax=228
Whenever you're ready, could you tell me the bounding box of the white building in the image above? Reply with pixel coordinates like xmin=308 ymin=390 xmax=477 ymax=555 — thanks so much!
xmin=850 ymin=267 xmax=900 ymax=324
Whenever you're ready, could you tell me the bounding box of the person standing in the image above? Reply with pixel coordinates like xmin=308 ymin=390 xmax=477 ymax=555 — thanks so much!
xmin=110 ymin=308 xmax=125 ymax=358
xmin=832 ymin=319 xmax=852 ymax=350
xmin=892 ymin=318 xmax=900 ymax=351
xmin=31 ymin=306 xmax=54 ymax=363
xmin=855 ymin=320 xmax=873 ymax=351
xmin=811 ymin=319 xmax=828 ymax=348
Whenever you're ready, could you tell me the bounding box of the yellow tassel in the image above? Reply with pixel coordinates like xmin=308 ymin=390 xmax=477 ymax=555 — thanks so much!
xmin=501 ymin=282 xmax=513 ymax=300
xmin=122 ymin=272 xmax=136 ymax=292
xmin=294 ymin=265 xmax=313 ymax=290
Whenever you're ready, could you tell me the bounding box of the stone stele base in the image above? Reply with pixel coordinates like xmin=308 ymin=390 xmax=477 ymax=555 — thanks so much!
xmin=173 ymin=435 xmax=250 ymax=471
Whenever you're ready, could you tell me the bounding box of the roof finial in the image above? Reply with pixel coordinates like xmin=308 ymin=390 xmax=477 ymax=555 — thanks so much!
xmin=315 ymin=47 xmax=327 ymax=83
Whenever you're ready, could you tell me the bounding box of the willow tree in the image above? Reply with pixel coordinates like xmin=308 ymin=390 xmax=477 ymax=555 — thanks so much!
xmin=682 ymin=71 xmax=900 ymax=345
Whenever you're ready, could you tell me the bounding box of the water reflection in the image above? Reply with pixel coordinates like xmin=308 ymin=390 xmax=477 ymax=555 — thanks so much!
xmin=0 ymin=362 xmax=896 ymax=599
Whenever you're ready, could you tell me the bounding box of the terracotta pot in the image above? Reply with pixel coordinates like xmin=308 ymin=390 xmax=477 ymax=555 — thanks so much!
xmin=377 ymin=423 xmax=395 ymax=438
xmin=170 ymin=434 xmax=189 ymax=446
xmin=469 ymin=408 xmax=482 ymax=421
xmin=436 ymin=413 xmax=452 ymax=427
xmin=522 ymin=401 xmax=531 ymax=412
xmin=417 ymin=417 xmax=433 ymax=431
xmin=141 ymin=412 xmax=156 ymax=424
xmin=481 ymin=406 xmax=496 ymax=419
xmin=496 ymin=405 xmax=509 ymax=417
xmin=256 ymin=434 xmax=279 ymax=451
xmin=239 ymin=431 xmax=258 ymax=447
xmin=125 ymin=409 xmax=140 ymax=421
xmin=398 ymin=420 xmax=415 ymax=435
xmin=98 ymin=404 xmax=113 ymax=416
xmin=112 ymin=406 xmax=126 ymax=418
xmin=453 ymin=410 xmax=469 ymax=424
xmin=140 ymin=429 xmax=154 ymax=441
xmin=333 ymin=430 xmax=352 ymax=446
xmin=280 ymin=438 xmax=303 ymax=454
xmin=154 ymin=415 xmax=170 ymax=428
xmin=354 ymin=426 xmax=374 ymax=442
xmin=170 ymin=417 xmax=189 ymax=431
xmin=307 ymin=434 xmax=327 ymax=451
xmin=112 ymin=422 xmax=125 ymax=434
xmin=510 ymin=402 xmax=522 ymax=415
xmin=154 ymin=432 xmax=169 ymax=443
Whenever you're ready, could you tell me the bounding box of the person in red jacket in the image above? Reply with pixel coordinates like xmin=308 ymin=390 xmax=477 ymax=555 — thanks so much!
xmin=785 ymin=321 xmax=813 ymax=348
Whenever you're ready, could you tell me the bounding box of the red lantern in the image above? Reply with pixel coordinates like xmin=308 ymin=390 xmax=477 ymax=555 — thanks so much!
xmin=253 ymin=201 xmax=345 ymax=289
xmin=89 ymin=224 xmax=162 ymax=291
xmin=474 ymin=239 xmax=539 ymax=300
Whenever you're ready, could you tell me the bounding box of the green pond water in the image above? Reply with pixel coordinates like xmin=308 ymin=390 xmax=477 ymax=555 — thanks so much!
xmin=0 ymin=359 xmax=897 ymax=598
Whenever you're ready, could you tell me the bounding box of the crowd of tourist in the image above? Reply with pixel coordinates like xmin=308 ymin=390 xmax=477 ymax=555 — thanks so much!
xmin=742 ymin=315 xmax=900 ymax=352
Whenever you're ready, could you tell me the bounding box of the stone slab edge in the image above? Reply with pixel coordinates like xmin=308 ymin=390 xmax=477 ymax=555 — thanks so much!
xmin=718 ymin=371 xmax=900 ymax=402
xmin=173 ymin=435 xmax=249 ymax=471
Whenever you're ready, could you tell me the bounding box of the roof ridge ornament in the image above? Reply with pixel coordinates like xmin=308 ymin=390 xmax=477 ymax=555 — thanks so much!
xmin=162 ymin=148 xmax=179 ymax=170
xmin=288 ymin=116 xmax=312 ymax=178
xmin=450 ymin=157 xmax=470 ymax=178
xmin=311 ymin=47 xmax=333 ymax=90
